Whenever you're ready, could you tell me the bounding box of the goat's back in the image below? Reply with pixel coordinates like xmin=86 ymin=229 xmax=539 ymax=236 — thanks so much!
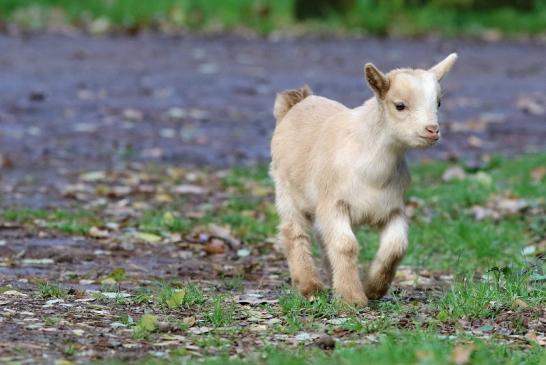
xmin=271 ymin=95 xmax=348 ymax=200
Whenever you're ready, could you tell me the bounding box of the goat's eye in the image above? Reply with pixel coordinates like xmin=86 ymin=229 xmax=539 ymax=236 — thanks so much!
xmin=395 ymin=102 xmax=406 ymax=111
xmin=437 ymin=100 xmax=441 ymax=108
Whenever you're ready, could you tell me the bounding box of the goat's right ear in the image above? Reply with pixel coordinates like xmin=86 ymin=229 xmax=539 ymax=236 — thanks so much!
xmin=365 ymin=63 xmax=389 ymax=99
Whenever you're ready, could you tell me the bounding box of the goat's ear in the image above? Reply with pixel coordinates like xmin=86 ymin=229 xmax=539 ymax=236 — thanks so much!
xmin=429 ymin=53 xmax=458 ymax=81
xmin=365 ymin=63 xmax=389 ymax=99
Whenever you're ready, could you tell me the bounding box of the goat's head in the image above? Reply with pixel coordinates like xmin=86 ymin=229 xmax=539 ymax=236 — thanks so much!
xmin=364 ymin=53 xmax=458 ymax=148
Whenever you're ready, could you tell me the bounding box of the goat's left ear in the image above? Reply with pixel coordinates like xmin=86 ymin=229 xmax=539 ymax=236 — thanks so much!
xmin=429 ymin=53 xmax=458 ymax=81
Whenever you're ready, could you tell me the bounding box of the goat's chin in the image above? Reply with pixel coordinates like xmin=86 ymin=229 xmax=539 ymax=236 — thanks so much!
xmin=413 ymin=136 xmax=440 ymax=148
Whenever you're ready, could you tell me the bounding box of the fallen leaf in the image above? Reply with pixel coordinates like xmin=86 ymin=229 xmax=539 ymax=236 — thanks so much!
xmin=167 ymin=107 xmax=187 ymax=119
xmin=22 ymin=258 xmax=54 ymax=266
xmin=237 ymin=248 xmax=250 ymax=257
xmin=137 ymin=232 xmax=162 ymax=243
xmin=467 ymin=136 xmax=484 ymax=148
xmin=79 ymin=171 xmax=106 ymax=182
xmin=166 ymin=289 xmax=186 ymax=309
xmin=451 ymin=344 xmax=474 ymax=365
xmin=182 ymin=316 xmax=196 ymax=327
xmin=208 ymin=224 xmax=240 ymax=248
xmin=525 ymin=329 xmax=538 ymax=342
xmin=138 ymin=314 xmax=158 ymax=332
xmin=442 ymin=166 xmax=466 ymax=181
xmin=1 ymin=290 xmax=27 ymax=297
xmin=189 ymin=326 xmax=211 ymax=335
xmin=174 ymin=184 xmax=206 ymax=195
xmin=473 ymin=171 xmax=493 ymax=187
xmin=530 ymin=166 xmax=546 ymax=182
xmin=203 ymin=239 xmax=225 ymax=255
xmin=89 ymin=226 xmax=109 ymax=239
xmin=0 ymin=154 xmax=14 ymax=168
xmin=512 ymin=298 xmax=529 ymax=309
xmin=295 ymin=332 xmax=313 ymax=342
xmin=122 ymin=108 xmax=144 ymax=121
xmin=517 ymin=96 xmax=545 ymax=116
xmin=522 ymin=246 xmax=535 ymax=256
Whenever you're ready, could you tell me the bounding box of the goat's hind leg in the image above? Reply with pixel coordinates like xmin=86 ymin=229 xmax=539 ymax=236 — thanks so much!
xmin=364 ymin=213 xmax=408 ymax=299
xmin=277 ymin=196 xmax=323 ymax=297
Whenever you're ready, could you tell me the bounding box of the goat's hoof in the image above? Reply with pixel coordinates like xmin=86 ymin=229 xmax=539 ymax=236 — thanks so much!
xmin=335 ymin=288 xmax=368 ymax=306
xmin=295 ymin=279 xmax=324 ymax=298
xmin=363 ymin=283 xmax=390 ymax=300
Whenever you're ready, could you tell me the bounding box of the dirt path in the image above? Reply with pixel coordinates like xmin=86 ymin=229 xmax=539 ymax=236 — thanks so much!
xmin=1 ymin=35 xmax=545 ymax=176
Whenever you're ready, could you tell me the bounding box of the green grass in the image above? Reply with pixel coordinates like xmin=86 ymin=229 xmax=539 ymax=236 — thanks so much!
xmin=2 ymin=208 xmax=100 ymax=235
xmin=1 ymin=0 xmax=545 ymax=36
xmin=37 ymin=282 xmax=68 ymax=299
xmin=279 ymin=290 xmax=357 ymax=332
xmin=439 ymin=266 xmax=546 ymax=320
xmin=219 ymin=197 xmax=278 ymax=244
xmin=154 ymin=281 xmax=205 ymax=309
xmin=100 ymin=330 xmax=546 ymax=365
xmin=138 ymin=210 xmax=191 ymax=235
xmin=206 ymin=296 xmax=236 ymax=327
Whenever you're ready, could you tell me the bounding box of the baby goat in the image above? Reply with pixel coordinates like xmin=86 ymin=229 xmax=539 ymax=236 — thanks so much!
xmin=270 ymin=54 xmax=458 ymax=305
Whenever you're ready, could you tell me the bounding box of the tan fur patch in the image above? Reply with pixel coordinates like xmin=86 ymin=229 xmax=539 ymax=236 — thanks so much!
xmin=273 ymin=85 xmax=313 ymax=121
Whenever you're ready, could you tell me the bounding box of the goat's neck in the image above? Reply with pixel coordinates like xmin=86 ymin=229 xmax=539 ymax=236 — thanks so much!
xmin=354 ymin=98 xmax=407 ymax=186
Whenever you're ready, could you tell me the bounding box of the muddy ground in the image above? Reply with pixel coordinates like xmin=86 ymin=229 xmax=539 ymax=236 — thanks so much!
xmin=0 ymin=34 xmax=545 ymax=364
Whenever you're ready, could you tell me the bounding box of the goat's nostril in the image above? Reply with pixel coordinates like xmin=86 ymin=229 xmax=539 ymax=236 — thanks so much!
xmin=425 ymin=125 xmax=439 ymax=134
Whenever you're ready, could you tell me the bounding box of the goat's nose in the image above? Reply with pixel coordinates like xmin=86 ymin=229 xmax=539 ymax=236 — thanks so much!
xmin=425 ymin=124 xmax=439 ymax=134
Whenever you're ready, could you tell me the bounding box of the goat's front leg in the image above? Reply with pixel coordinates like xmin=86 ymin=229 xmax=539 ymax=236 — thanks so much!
xmin=317 ymin=203 xmax=367 ymax=306
xmin=364 ymin=213 xmax=408 ymax=299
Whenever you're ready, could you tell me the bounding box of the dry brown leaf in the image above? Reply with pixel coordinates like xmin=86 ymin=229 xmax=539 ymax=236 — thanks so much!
xmin=512 ymin=298 xmax=529 ymax=309
xmin=183 ymin=316 xmax=196 ymax=327
xmin=451 ymin=344 xmax=474 ymax=365
xmin=442 ymin=166 xmax=466 ymax=181
xmin=174 ymin=184 xmax=206 ymax=195
xmin=88 ymin=226 xmax=109 ymax=239
xmin=154 ymin=193 xmax=173 ymax=203
xmin=531 ymin=166 xmax=546 ymax=182
xmin=203 ymin=239 xmax=225 ymax=255
xmin=0 ymin=154 xmax=14 ymax=169
xmin=525 ymin=330 xmax=538 ymax=342
xmin=208 ymin=224 xmax=241 ymax=248
xmin=122 ymin=108 xmax=144 ymax=121
xmin=467 ymin=136 xmax=484 ymax=148
xmin=517 ymin=96 xmax=545 ymax=116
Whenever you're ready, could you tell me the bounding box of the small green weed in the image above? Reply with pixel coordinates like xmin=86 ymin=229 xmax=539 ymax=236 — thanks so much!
xmin=37 ymin=282 xmax=68 ymax=299
xmin=133 ymin=314 xmax=158 ymax=340
xmin=138 ymin=210 xmax=191 ymax=235
xmin=154 ymin=282 xmax=204 ymax=309
xmin=206 ymin=296 xmax=235 ymax=327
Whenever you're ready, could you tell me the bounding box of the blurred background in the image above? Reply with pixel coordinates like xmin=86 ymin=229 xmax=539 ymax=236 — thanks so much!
xmin=0 ymin=0 xmax=545 ymax=174
xmin=1 ymin=0 xmax=546 ymax=36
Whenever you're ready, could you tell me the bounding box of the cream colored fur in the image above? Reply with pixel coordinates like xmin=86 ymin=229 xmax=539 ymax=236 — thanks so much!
xmin=270 ymin=53 xmax=458 ymax=305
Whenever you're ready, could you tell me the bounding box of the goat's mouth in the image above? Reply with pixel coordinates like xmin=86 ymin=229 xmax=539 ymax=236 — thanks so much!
xmin=418 ymin=135 xmax=440 ymax=146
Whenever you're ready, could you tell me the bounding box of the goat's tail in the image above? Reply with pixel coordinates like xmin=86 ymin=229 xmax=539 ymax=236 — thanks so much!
xmin=273 ymin=85 xmax=312 ymax=123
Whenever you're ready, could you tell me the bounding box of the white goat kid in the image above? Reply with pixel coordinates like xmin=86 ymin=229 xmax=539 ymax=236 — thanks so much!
xmin=270 ymin=54 xmax=458 ymax=305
